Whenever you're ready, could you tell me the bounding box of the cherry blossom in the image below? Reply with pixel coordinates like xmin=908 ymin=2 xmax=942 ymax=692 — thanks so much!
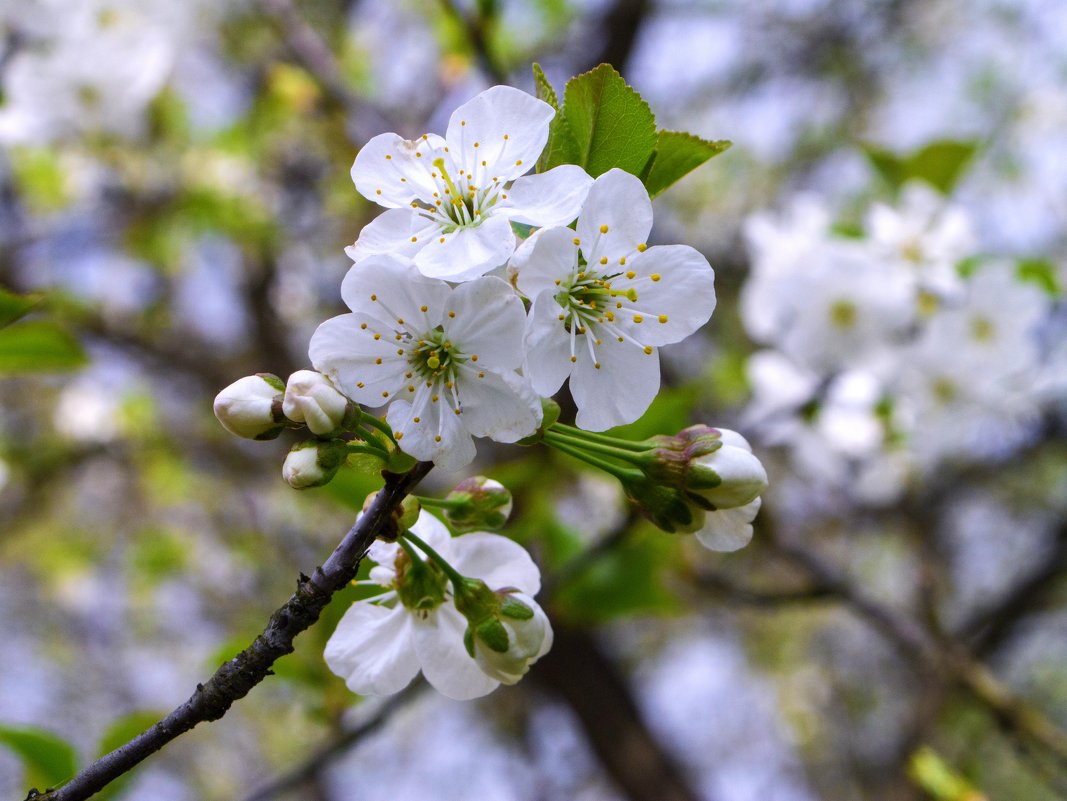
xmin=324 ymin=511 xmax=547 ymax=700
xmin=347 ymin=85 xmax=593 ymax=281
xmin=308 ymin=254 xmax=541 ymax=470
xmin=513 ymin=168 xmax=716 ymax=430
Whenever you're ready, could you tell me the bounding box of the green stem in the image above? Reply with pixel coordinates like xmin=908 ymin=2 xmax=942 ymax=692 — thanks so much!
xmin=544 ymin=429 xmax=650 ymax=466
xmin=551 ymin=422 xmax=654 ymax=452
xmin=345 ymin=442 xmax=389 ymax=459
xmin=401 ymin=529 xmax=466 ymax=588
xmin=361 ymin=414 xmax=397 ymax=444
xmin=415 ymin=496 xmax=455 ymax=510
xmin=543 ymin=432 xmax=642 ymax=482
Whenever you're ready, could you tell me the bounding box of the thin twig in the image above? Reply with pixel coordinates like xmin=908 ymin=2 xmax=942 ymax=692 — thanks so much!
xmin=30 ymin=462 xmax=433 ymax=801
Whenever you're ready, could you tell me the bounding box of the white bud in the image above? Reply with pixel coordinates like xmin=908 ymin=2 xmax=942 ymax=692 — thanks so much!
xmin=283 ymin=370 xmax=352 ymax=436
xmin=282 ymin=440 xmax=347 ymax=489
xmin=472 ymin=593 xmax=553 ymax=685
xmin=213 ymin=374 xmax=285 ymax=440
xmin=689 ymin=429 xmax=768 ymax=509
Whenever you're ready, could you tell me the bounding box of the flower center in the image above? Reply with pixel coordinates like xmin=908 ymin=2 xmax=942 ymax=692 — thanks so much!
xmin=410 ymin=327 xmax=467 ymax=381
xmin=415 ymin=157 xmax=503 ymax=233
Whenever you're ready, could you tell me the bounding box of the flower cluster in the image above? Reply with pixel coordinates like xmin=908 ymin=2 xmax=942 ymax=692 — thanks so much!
xmin=741 ymin=183 xmax=1065 ymax=504
xmin=310 ymin=85 xmax=717 ymax=468
xmin=325 ymin=509 xmax=551 ymax=700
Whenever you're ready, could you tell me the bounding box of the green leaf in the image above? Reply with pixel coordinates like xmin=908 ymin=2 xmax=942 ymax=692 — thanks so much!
xmin=93 ymin=711 xmax=164 ymax=801
xmin=1017 ymin=259 xmax=1061 ymax=296
xmin=0 ymin=288 xmax=43 ymax=329
xmin=642 ymin=130 xmax=731 ymax=198
xmin=531 ymin=62 xmax=558 ymax=110
xmin=0 ymin=320 xmax=88 ymax=374
xmin=559 ymin=63 xmax=657 ymax=177
xmin=864 ymin=139 xmax=978 ymax=194
xmin=0 ymin=724 xmax=78 ymax=790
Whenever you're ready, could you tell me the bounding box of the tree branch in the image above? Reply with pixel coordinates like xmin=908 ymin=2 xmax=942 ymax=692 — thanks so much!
xmin=30 ymin=462 xmax=433 ymax=801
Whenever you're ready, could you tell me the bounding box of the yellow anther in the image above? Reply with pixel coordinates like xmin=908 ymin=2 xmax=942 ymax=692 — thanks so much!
xmin=375 ymin=357 xmax=382 ymax=364
xmin=594 ymin=362 xmax=601 ymax=369
xmin=558 ymin=314 xmax=565 ymax=321
xmin=643 ymin=345 xmax=653 ymax=355
xmin=382 ymin=390 xmax=389 ymax=397
xmin=606 ymin=311 xmax=615 ymax=322
xmin=461 ymin=120 xmax=466 ymax=126
xmin=515 ymin=160 xmax=523 ymax=166
xmin=554 ymin=279 xmax=561 ymax=285
xmin=454 ymin=408 xmax=462 ymax=416
xmin=600 ymin=224 xmax=609 ymax=234
xmin=617 ymin=336 xmax=623 ymax=342
xmin=658 ymin=314 xmax=668 ymax=323
xmin=420 ymin=305 xmax=428 ymax=312
xmin=471 ymin=354 xmax=479 ymax=362
xmin=478 ymin=371 xmax=485 ymax=378
xmin=570 ymin=356 xmax=577 ymax=363
xmin=439 ymin=237 xmax=446 ymax=244
xmin=432 ymin=394 xmax=439 ymax=402
xmin=370 ymin=294 xmax=378 ymax=301
xmin=503 ymin=134 xmax=509 ymax=139
xmin=573 ymin=237 xmax=580 ymax=245
xmin=637 ymin=243 xmax=647 ymax=252
xmin=397 ymin=349 xmax=404 ymax=356
xmin=407 ymin=385 xmax=415 ymax=392
xmin=625 ymin=270 xmax=636 ymax=279
xmin=385 ymin=155 xmax=392 ymax=160
xmin=410 ymin=236 xmax=417 ymax=243
xmin=600 ymin=257 xmax=608 ymax=265
xmin=650 ymin=273 xmax=661 ymax=282
xmin=395 ymin=431 xmax=404 ymax=440
xmin=413 ymin=416 xmax=421 ymax=423
xmin=397 ymin=318 xmax=405 ymax=324
xmin=434 ymin=435 xmax=442 ymax=442
xmin=474 ymin=142 xmax=480 ymax=148
xmin=357 ymin=381 xmax=365 ymax=388
xmin=360 ymin=322 xmax=368 ymax=330
xmin=448 ymin=311 xmax=456 ymax=318
xmin=619 ymin=257 xmax=626 ymax=265
xmin=633 ymin=315 xmax=643 ymax=323
xmin=373 ymin=334 xmax=381 ymax=341
xmin=376 ymin=189 xmax=382 ymax=195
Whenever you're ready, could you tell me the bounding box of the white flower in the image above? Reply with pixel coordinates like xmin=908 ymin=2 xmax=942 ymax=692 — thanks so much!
xmin=324 ymin=511 xmax=545 ymax=700
xmin=347 ymin=85 xmax=593 ymax=282
xmin=514 ymin=168 xmax=716 ymax=430
xmin=865 ymin=181 xmax=976 ymax=298
xmin=282 ymin=370 xmax=351 ymax=436
xmin=689 ymin=429 xmax=768 ymax=510
xmin=281 ymin=440 xmax=347 ymax=489
xmin=309 ymin=255 xmax=541 ymax=471
xmin=695 ymin=498 xmax=762 ymax=553
xmin=213 ymin=374 xmax=285 ymax=440
xmin=469 ymin=592 xmax=553 ymax=685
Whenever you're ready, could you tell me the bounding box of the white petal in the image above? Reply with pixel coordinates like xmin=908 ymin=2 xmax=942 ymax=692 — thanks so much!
xmin=387 ymin=387 xmax=478 ymax=472
xmin=500 ymin=165 xmax=593 ymax=227
xmin=367 ymin=539 xmax=400 ymax=570
xmin=345 ymin=209 xmax=439 ymax=263
xmin=414 ymin=603 xmax=500 ymax=700
xmin=339 ymin=254 xmax=449 ymax=327
xmin=351 ymin=132 xmax=444 ymax=208
xmin=522 ymin=292 xmax=574 ymax=397
xmin=445 ymin=86 xmax=554 ymax=181
xmin=571 ymin=337 xmax=660 ymax=431
xmin=308 ymin=313 xmax=407 ymax=404
xmin=449 ymin=533 xmax=542 ymax=594
xmin=443 ymin=276 xmax=526 ymax=371
xmin=407 ymin=509 xmax=454 ymax=554
xmin=414 ymin=214 xmax=516 ymax=282
xmin=513 ymin=226 xmax=579 ymax=299
xmin=577 ymin=169 xmax=653 ymax=264
xmin=622 ymin=244 xmax=716 ymax=347
xmin=324 ymin=601 xmax=421 ymax=696
xmin=694 ymin=498 xmax=761 ymax=553
xmin=457 ymin=368 xmax=542 ymax=443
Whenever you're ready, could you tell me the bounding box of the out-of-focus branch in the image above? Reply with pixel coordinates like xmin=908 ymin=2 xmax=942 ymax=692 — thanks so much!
xmin=238 ymin=685 xmax=423 ymax=801
xmin=436 ymin=0 xmax=507 ymax=83
xmin=29 ymin=462 xmax=433 ymax=801
xmin=586 ymin=0 xmax=652 ymax=74
xmin=533 ymin=627 xmax=704 ymax=801
xmin=257 ymin=0 xmax=391 ymax=138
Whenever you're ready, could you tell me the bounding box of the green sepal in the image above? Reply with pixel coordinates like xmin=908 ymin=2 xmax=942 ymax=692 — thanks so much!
xmin=386 ymin=449 xmax=417 ymax=473
xmin=475 ymin=618 xmax=510 ymax=653
xmin=258 ymin=372 xmax=286 ymax=392
xmin=463 ymin=624 xmax=476 ymax=657
xmin=500 ymin=595 xmax=534 ymax=621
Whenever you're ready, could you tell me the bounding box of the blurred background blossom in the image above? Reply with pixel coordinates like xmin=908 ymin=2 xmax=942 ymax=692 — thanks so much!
xmin=1 ymin=1 xmax=1066 ymax=800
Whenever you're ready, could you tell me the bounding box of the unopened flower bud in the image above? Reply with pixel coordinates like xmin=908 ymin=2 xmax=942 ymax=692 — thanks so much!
xmin=282 ymin=439 xmax=348 ymax=489
xmin=282 ymin=370 xmax=357 ymax=436
xmin=686 ymin=429 xmax=767 ymax=510
xmin=444 ymin=476 xmax=513 ymax=532
xmin=695 ymin=498 xmax=762 ymax=553
xmin=363 ymin=489 xmax=422 ymax=535
xmin=213 ymin=374 xmax=286 ymax=440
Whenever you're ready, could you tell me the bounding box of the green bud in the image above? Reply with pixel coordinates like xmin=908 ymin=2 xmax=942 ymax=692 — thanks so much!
xmin=443 ymin=476 xmax=513 ymax=532
xmin=394 ymin=549 xmax=448 ymax=612
xmin=516 ymin=398 xmax=561 ymax=445
xmin=363 ymin=490 xmax=422 ymax=537
xmin=623 ymin=475 xmax=705 ymax=534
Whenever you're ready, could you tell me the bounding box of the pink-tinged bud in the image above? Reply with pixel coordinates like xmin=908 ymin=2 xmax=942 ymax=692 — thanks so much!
xmin=444 ymin=476 xmax=513 ymax=532
xmin=282 ymin=370 xmax=356 ymax=436
xmin=213 ymin=374 xmax=286 ymax=440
